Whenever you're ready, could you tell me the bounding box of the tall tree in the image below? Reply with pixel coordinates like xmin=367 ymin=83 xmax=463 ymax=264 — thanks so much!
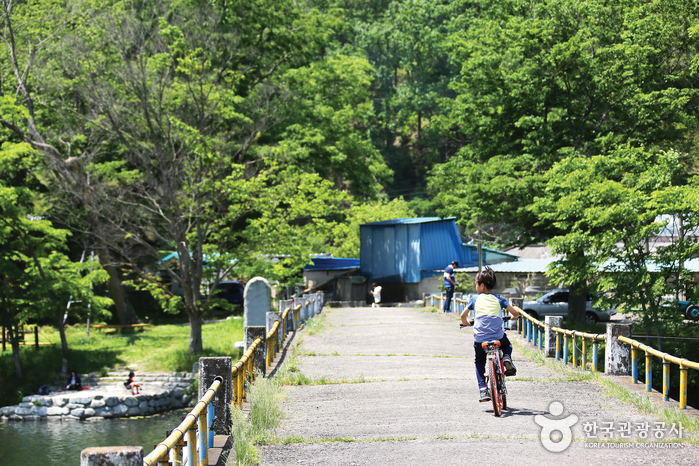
xmin=533 ymin=148 xmax=699 ymax=335
xmin=0 ymin=135 xmax=110 ymax=374
xmin=429 ymin=0 xmax=699 ymax=322
xmin=0 ymin=0 xmax=140 ymax=325
xmin=40 ymin=0 xmax=360 ymax=352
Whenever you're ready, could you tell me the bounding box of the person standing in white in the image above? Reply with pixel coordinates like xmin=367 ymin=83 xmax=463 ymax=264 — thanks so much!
xmin=370 ymin=283 xmax=382 ymax=307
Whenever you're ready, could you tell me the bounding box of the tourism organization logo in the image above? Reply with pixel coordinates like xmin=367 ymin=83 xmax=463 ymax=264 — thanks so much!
xmin=534 ymin=401 xmax=578 ymax=452
xmin=534 ymin=401 xmax=686 ymax=452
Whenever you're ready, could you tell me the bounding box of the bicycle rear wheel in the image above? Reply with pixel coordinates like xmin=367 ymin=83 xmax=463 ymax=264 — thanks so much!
xmin=489 ymin=359 xmax=502 ymax=416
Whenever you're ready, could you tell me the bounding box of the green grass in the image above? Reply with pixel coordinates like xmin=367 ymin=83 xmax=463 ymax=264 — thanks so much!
xmin=229 ymin=372 xmax=287 ymax=465
xmin=0 ymin=318 xmax=244 ymax=406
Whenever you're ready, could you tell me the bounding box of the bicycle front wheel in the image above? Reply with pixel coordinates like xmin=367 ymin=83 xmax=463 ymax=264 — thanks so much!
xmin=489 ymin=359 xmax=502 ymax=416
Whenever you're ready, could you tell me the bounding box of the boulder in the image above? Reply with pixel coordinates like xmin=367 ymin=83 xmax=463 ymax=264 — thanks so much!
xmin=47 ymin=406 xmax=70 ymax=416
xmin=90 ymin=399 xmax=106 ymax=408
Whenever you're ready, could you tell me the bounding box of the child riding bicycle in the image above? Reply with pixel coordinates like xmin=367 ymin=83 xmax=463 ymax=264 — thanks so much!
xmin=460 ymin=267 xmax=519 ymax=402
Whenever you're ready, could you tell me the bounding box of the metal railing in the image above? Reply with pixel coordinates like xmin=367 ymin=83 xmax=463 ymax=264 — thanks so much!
xmin=618 ymin=335 xmax=699 ymax=409
xmin=424 ymin=293 xmax=470 ymax=314
xmin=144 ymin=333 xmax=265 ymax=466
xmin=233 ymin=337 xmax=262 ymax=407
xmin=144 ymin=377 xmax=223 ymax=466
xmin=517 ymin=309 xmax=605 ymax=371
xmin=266 ymin=304 xmax=296 ymax=367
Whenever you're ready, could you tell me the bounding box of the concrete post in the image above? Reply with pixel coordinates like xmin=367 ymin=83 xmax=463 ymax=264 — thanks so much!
xmin=198 ymin=357 xmax=232 ymax=435
xmin=293 ymin=298 xmax=305 ymax=324
xmin=244 ymin=277 xmax=272 ymax=328
xmin=81 ymin=446 xmax=143 ymax=466
xmin=245 ymin=326 xmax=267 ymax=376
xmin=605 ymin=323 xmax=632 ymax=376
xmin=279 ymin=299 xmax=293 ymax=331
xmin=267 ymin=311 xmax=281 ymax=352
xmin=545 ymin=316 xmax=561 ymax=358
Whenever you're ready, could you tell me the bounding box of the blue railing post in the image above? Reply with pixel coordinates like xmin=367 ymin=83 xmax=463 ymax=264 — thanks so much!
xmin=555 ymin=333 xmax=561 ymax=360
xmin=632 ymin=347 xmax=638 ymax=383
xmin=572 ymin=334 xmax=578 ymax=367
xmin=539 ymin=326 xmax=544 ymax=350
xmin=646 ymin=352 xmax=652 ymax=392
xmin=187 ymin=428 xmax=196 ymax=466
xmin=198 ymin=411 xmax=207 ymax=466
xmin=663 ymin=360 xmax=670 ymax=401
xmin=207 ymin=401 xmax=214 ymax=448
xmin=592 ymin=341 xmax=598 ymax=372
xmin=563 ymin=334 xmax=569 ymax=363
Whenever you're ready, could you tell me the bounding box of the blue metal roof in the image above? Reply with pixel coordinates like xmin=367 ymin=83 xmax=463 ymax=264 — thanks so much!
xmin=304 ymin=257 xmax=360 ymax=271
xmin=363 ymin=217 xmax=456 ymax=226
xmin=361 ymin=217 xmax=475 ymax=283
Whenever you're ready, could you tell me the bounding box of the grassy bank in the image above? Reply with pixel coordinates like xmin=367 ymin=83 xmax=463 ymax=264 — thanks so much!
xmin=0 ymin=318 xmax=244 ymax=406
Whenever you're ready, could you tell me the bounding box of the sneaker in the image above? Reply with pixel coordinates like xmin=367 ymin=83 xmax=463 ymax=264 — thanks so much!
xmin=479 ymin=388 xmax=491 ymax=402
xmin=502 ymin=355 xmax=517 ymax=376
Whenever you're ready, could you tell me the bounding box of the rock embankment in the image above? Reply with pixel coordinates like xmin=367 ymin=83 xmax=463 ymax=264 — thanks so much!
xmin=0 ymin=371 xmax=196 ymax=421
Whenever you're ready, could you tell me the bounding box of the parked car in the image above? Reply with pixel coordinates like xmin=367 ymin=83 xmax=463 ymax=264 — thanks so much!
xmin=202 ymin=280 xmax=245 ymax=309
xmin=521 ymin=289 xmax=617 ymax=324
xmin=677 ymin=301 xmax=699 ymax=320
xmin=215 ymin=281 xmax=245 ymax=306
xmin=631 ymin=300 xmax=699 ymax=320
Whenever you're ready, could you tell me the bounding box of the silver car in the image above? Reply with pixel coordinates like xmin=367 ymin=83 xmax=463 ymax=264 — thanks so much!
xmin=521 ymin=289 xmax=617 ymax=324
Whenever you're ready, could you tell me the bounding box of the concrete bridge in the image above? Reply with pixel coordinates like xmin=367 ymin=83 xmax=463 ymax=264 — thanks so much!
xmin=257 ymin=305 xmax=698 ymax=465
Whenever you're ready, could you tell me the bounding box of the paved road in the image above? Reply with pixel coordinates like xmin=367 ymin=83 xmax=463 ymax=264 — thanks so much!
xmin=258 ymin=306 xmax=699 ymax=465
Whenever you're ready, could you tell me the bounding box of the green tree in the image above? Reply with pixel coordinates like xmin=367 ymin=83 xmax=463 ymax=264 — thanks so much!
xmin=430 ymin=0 xmax=699 ymax=322
xmin=0 ymin=137 xmax=110 ymax=377
xmin=36 ymin=0 xmax=359 ymax=353
xmin=533 ymin=148 xmax=699 ymax=339
xmin=0 ymin=0 xmax=141 ymax=326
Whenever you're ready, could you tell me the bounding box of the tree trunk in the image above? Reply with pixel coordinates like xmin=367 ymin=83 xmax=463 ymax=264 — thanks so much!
xmin=95 ymin=239 xmax=139 ymax=325
xmin=189 ymin=313 xmax=204 ymax=353
xmin=56 ymin=308 xmax=69 ymax=355
xmin=10 ymin=325 xmax=22 ymax=378
xmin=567 ymin=282 xmax=586 ymax=325
xmin=104 ymin=264 xmax=139 ymax=325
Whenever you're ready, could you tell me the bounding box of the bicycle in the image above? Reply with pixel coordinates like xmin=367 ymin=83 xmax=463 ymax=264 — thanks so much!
xmin=460 ymin=315 xmax=511 ymax=417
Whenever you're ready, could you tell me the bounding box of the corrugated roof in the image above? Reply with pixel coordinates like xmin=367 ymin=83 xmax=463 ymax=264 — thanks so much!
xmin=304 ymin=257 xmax=360 ymax=271
xmin=363 ymin=217 xmax=456 ymax=226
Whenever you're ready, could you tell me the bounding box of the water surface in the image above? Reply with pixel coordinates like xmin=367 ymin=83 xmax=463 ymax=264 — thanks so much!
xmin=0 ymin=409 xmax=189 ymax=466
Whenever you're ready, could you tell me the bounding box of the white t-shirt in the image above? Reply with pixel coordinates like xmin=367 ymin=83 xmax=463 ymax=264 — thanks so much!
xmin=373 ymin=286 xmax=382 ymax=303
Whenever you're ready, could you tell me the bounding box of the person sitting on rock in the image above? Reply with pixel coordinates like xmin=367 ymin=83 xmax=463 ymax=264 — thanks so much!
xmin=66 ymin=370 xmax=82 ymax=390
xmin=124 ymin=371 xmax=141 ymax=395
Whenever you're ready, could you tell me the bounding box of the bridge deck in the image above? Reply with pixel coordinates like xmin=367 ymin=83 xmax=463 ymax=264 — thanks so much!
xmin=257 ymin=306 xmax=699 ymax=465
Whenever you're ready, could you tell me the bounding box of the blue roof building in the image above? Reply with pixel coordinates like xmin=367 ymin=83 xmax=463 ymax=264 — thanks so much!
xmin=359 ymin=217 xmax=518 ymax=301
xmin=360 ymin=217 xmax=517 ymax=283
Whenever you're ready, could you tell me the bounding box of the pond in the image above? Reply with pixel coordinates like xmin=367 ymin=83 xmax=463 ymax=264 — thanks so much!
xmin=0 ymin=409 xmax=189 ymax=466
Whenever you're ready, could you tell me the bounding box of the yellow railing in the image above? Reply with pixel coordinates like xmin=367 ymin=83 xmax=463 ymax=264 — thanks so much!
xmin=142 ymin=296 xmax=320 ymax=465
xmin=518 ymin=309 xmax=605 ymax=372
xmin=144 ymin=377 xmax=222 ymax=466
xmin=233 ymin=337 xmax=262 ymax=407
xmin=266 ymin=320 xmax=280 ymax=367
xmin=425 ymin=293 xmax=469 ymax=314
xmin=619 ymin=335 xmax=699 ymax=409
xmin=143 ymin=336 xmax=263 ymax=465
